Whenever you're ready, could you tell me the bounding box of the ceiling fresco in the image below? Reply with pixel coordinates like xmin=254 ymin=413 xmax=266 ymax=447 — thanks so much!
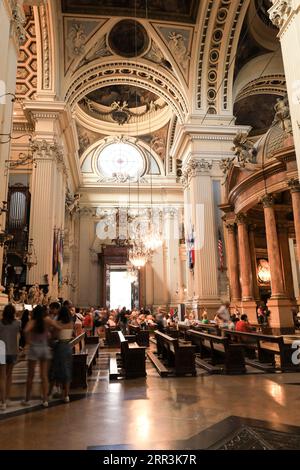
xmin=61 ymin=0 xmax=200 ymax=24
xmin=234 ymin=94 xmax=282 ymax=136
xmin=85 ymin=85 xmax=159 ymax=109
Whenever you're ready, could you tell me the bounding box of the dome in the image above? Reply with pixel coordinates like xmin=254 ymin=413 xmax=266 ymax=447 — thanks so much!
xmin=254 ymin=121 xmax=294 ymax=164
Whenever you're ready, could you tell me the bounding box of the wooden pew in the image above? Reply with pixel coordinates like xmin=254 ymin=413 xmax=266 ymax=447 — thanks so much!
xmin=85 ymin=336 xmax=101 ymax=375
xmin=70 ymin=333 xmax=88 ymax=388
xmin=110 ymin=331 xmax=146 ymax=379
xmin=187 ymin=329 xmax=246 ymax=375
xmin=104 ymin=325 xmax=120 ymax=346
xmin=224 ymin=330 xmax=300 ymax=372
xmin=70 ymin=334 xmax=101 ymax=388
xmin=128 ymin=324 xmax=150 ymax=347
xmin=149 ymin=330 xmax=196 ymax=377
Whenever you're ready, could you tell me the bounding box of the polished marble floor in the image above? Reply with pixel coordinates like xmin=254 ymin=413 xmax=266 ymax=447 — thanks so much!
xmin=1 ymin=349 xmax=300 ymax=450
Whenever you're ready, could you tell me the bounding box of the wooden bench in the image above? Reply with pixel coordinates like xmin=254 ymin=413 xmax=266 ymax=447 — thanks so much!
xmin=104 ymin=325 xmax=120 ymax=346
xmin=187 ymin=329 xmax=246 ymax=375
xmin=150 ymin=330 xmax=196 ymax=377
xmin=70 ymin=333 xmax=88 ymax=388
xmin=224 ymin=330 xmax=300 ymax=372
xmin=85 ymin=336 xmax=101 ymax=375
xmin=128 ymin=324 xmax=150 ymax=347
xmin=110 ymin=331 xmax=146 ymax=379
xmin=70 ymin=334 xmax=101 ymax=388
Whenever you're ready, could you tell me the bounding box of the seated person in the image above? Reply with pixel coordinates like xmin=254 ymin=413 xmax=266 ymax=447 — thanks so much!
xmin=138 ymin=314 xmax=147 ymax=329
xmin=235 ymin=314 xmax=253 ymax=333
xmin=201 ymin=311 xmax=209 ymax=324
xmin=181 ymin=314 xmax=191 ymax=326
xmin=146 ymin=314 xmax=156 ymax=327
xmin=107 ymin=315 xmax=116 ymax=328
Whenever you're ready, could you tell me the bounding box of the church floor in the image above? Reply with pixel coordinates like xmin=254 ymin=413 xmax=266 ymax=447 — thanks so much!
xmin=1 ymin=350 xmax=300 ymax=450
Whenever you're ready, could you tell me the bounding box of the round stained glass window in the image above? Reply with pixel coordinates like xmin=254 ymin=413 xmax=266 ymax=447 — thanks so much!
xmin=97 ymin=142 xmax=144 ymax=179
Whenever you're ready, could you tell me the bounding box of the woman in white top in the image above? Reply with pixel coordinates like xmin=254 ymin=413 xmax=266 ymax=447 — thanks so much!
xmin=51 ymin=306 xmax=74 ymax=403
xmin=0 ymin=304 xmax=20 ymax=411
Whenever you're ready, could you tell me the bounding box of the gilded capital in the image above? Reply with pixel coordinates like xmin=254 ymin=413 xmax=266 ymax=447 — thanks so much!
xmin=288 ymin=178 xmax=300 ymax=193
xmin=261 ymin=194 xmax=274 ymax=208
xmin=236 ymin=213 xmax=248 ymax=225
xmin=226 ymin=222 xmax=236 ymax=233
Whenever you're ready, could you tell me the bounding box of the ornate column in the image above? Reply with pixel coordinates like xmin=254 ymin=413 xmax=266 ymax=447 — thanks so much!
xmin=262 ymin=195 xmax=285 ymax=298
xmin=278 ymin=224 xmax=296 ymax=300
xmin=289 ymin=179 xmax=300 ymax=271
xmin=269 ymin=0 xmax=300 ymax=173
xmin=181 ymin=172 xmax=193 ymax=304
xmin=225 ymin=222 xmax=241 ymax=303
xmin=164 ymin=208 xmax=181 ymax=306
xmin=182 ymin=158 xmax=220 ymax=315
xmin=236 ymin=214 xmax=257 ymax=321
xmin=261 ymin=194 xmax=293 ymax=329
xmin=249 ymin=225 xmax=261 ymax=301
xmin=0 ymin=0 xmax=26 ymax=303
xmin=237 ymin=214 xmax=253 ymax=301
xmin=27 ymin=139 xmax=66 ymax=298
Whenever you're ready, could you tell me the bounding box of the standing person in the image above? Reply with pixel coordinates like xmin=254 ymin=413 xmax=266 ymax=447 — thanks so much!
xmin=0 ymin=304 xmax=21 ymax=411
xmin=22 ymin=305 xmax=61 ymax=408
xmin=215 ymin=301 xmax=231 ymax=327
xmin=117 ymin=307 xmax=128 ymax=334
xmin=49 ymin=302 xmax=60 ymax=320
xmin=83 ymin=309 xmax=93 ymax=336
xmin=93 ymin=308 xmax=101 ymax=336
xmin=19 ymin=309 xmax=30 ymax=350
xmin=51 ymin=307 xmax=74 ymax=403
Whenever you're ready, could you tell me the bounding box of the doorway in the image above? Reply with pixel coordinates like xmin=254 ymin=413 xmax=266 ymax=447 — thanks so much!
xmin=110 ymin=270 xmax=132 ymax=310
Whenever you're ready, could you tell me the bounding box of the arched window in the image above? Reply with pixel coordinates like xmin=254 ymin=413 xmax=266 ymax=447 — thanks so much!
xmin=97 ymin=142 xmax=144 ymax=179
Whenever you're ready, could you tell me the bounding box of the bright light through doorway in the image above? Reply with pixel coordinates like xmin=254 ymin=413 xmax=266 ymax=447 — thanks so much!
xmin=110 ymin=271 xmax=131 ymax=310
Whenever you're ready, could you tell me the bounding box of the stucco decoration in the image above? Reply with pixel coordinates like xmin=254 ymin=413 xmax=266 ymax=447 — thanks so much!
xmin=153 ymin=25 xmax=192 ymax=81
xmin=64 ymin=18 xmax=106 ymax=72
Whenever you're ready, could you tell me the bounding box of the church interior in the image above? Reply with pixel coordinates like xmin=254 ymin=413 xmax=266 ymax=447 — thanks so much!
xmin=1 ymin=0 xmax=300 ymax=452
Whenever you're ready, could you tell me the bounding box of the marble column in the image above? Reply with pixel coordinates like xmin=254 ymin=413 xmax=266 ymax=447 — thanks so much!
xmin=145 ymin=259 xmax=154 ymax=307
xmin=249 ymin=225 xmax=261 ymax=301
xmin=289 ymin=179 xmax=300 ymax=270
xmin=225 ymin=223 xmax=241 ymax=303
xmin=183 ymin=159 xmax=220 ymax=315
xmin=27 ymin=140 xmax=66 ymax=297
xmin=182 ymin=176 xmax=193 ymax=303
xmin=0 ymin=0 xmax=25 ymax=303
xmin=236 ymin=214 xmax=257 ymax=321
xmin=164 ymin=208 xmax=181 ymax=306
xmin=261 ymin=194 xmax=293 ymax=329
xmin=261 ymin=195 xmax=285 ymax=298
xmin=269 ymin=0 xmax=300 ymax=173
xmin=237 ymin=214 xmax=253 ymax=301
xmin=278 ymin=224 xmax=296 ymax=300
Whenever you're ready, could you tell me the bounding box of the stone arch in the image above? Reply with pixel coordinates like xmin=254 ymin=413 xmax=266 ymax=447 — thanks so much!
xmin=195 ymin=0 xmax=251 ymax=115
xmin=64 ymin=59 xmax=189 ymax=124
xmin=33 ymin=1 xmax=61 ymax=99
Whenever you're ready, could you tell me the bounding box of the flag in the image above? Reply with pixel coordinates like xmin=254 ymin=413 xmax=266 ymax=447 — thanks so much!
xmin=58 ymin=230 xmax=64 ymax=287
xmin=187 ymin=227 xmax=195 ymax=271
xmin=52 ymin=229 xmax=58 ymax=276
xmin=218 ymin=230 xmax=225 ymax=272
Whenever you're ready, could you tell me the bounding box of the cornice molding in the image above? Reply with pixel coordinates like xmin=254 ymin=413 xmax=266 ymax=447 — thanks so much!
xmin=268 ymin=0 xmax=300 ymax=35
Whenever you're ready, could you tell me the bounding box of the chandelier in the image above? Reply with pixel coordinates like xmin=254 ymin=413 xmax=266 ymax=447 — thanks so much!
xmin=127 ymin=262 xmax=138 ymax=283
xmin=128 ymin=241 xmax=150 ymax=269
xmin=23 ymin=238 xmax=37 ymax=270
